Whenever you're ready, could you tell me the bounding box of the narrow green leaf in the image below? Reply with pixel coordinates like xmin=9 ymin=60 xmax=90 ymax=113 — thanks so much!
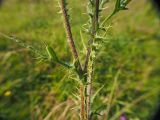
xmin=46 ymin=46 xmax=72 ymax=69
xmin=46 ymin=46 xmax=59 ymax=62
xmin=115 ymin=0 xmax=121 ymax=12
xmin=58 ymin=60 xmax=73 ymax=69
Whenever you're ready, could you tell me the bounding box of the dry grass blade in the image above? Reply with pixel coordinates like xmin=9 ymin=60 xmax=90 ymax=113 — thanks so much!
xmin=43 ymin=102 xmax=66 ymax=120
xmin=58 ymin=100 xmax=73 ymax=120
xmin=110 ymin=88 xmax=160 ymax=120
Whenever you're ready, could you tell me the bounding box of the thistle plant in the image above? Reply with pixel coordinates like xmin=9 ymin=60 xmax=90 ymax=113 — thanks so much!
xmin=0 ymin=0 xmax=132 ymax=119
xmin=55 ymin=0 xmax=132 ymax=120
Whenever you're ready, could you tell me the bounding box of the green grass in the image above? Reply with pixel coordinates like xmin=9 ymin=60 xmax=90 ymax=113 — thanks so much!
xmin=0 ymin=0 xmax=160 ymax=120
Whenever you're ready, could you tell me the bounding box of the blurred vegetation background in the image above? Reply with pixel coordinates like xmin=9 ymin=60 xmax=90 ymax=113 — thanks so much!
xmin=0 ymin=0 xmax=160 ymax=120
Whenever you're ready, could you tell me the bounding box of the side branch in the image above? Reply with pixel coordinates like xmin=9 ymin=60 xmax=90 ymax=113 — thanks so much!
xmin=60 ymin=0 xmax=83 ymax=74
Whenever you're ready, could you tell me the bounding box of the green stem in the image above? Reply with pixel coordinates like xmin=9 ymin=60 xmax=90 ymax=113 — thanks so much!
xmin=86 ymin=1 xmax=100 ymax=119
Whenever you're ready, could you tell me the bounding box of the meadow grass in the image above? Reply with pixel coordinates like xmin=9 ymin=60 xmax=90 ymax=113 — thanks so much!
xmin=0 ymin=0 xmax=160 ymax=120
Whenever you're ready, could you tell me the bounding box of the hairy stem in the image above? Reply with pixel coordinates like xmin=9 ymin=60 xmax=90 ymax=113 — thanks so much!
xmin=84 ymin=0 xmax=99 ymax=72
xmin=80 ymin=83 xmax=86 ymax=120
xmin=60 ymin=1 xmax=86 ymax=120
xmin=60 ymin=0 xmax=83 ymax=75
xmin=86 ymin=0 xmax=100 ymax=120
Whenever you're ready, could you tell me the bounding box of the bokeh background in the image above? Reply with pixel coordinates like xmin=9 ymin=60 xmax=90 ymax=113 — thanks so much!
xmin=0 ymin=0 xmax=160 ymax=120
